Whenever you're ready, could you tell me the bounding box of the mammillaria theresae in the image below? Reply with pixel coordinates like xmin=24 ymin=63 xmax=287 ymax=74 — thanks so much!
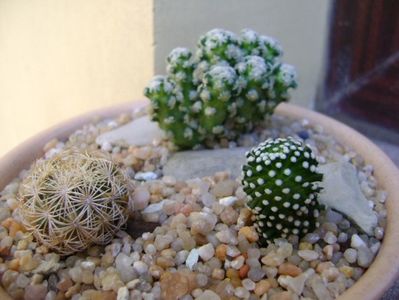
xmin=242 ymin=137 xmax=323 ymax=245
xmin=18 ymin=148 xmax=129 ymax=255
xmin=144 ymin=28 xmax=297 ymax=149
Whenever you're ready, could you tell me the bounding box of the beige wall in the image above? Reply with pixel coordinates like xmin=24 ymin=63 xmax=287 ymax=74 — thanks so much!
xmin=0 ymin=0 xmax=153 ymax=157
xmin=0 ymin=0 xmax=331 ymax=157
xmin=154 ymin=0 xmax=331 ymax=108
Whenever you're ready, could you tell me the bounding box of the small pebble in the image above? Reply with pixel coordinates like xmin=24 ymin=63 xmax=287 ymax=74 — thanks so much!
xmin=242 ymin=278 xmax=256 ymax=291
xmin=196 ymin=290 xmax=221 ymax=300
xmin=117 ymin=286 xmax=129 ymax=300
xmin=234 ymin=287 xmax=250 ymax=298
xmin=211 ymin=180 xmax=236 ymax=198
xmin=212 ymin=268 xmax=225 ymax=280
xmin=248 ymin=267 xmax=266 ymax=282
xmin=133 ymin=261 xmax=148 ymax=274
xmin=254 ymin=279 xmax=271 ymax=296
xmin=132 ymin=186 xmax=150 ymax=210
xmin=278 ymin=263 xmax=302 ymax=277
xmin=186 ymin=249 xmax=199 ymax=270
xmin=357 ymin=246 xmax=374 ymax=268
xmin=198 ymin=243 xmax=215 ymax=262
xmin=343 ymin=248 xmax=357 ymax=264
xmin=351 ymin=234 xmax=367 ymax=249
xmin=135 ymin=171 xmax=158 ymax=181
xmin=196 ymin=273 xmax=208 ymax=287
xmin=231 ymin=255 xmax=245 ymax=270
xmin=337 ymin=232 xmax=348 ymax=243
xmin=297 ymin=250 xmax=319 ymax=261
xmin=219 ymin=196 xmax=238 ymax=206
xmin=374 ymin=227 xmax=384 ymax=240
xmin=324 ymin=232 xmax=338 ymax=244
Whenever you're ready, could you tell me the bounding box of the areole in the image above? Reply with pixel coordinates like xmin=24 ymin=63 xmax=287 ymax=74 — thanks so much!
xmin=0 ymin=101 xmax=398 ymax=299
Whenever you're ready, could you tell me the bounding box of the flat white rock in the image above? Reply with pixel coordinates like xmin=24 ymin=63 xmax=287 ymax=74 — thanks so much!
xmin=319 ymin=160 xmax=378 ymax=235
xmin=163 ymin=147 xmax=250 ymax=180
xmin=96 ymin=116 xmax=164 ymax=147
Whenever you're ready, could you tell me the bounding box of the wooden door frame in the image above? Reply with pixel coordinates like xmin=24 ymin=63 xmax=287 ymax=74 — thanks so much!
xmin=316 ymin=0 xmax=399 ymax=144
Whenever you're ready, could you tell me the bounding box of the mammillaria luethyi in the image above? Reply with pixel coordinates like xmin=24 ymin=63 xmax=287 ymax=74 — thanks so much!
xmin=242 ymin=137 xmax=323 ymax=245
xmin=144 ymin=28 xmax=297 ymax=149
xmin=18 ymin=148 xmax=130 ymax=255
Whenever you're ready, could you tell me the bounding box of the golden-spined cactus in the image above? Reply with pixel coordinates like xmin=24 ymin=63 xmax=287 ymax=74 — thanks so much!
xmin=18 ymin=148 xmax=129 ymax=255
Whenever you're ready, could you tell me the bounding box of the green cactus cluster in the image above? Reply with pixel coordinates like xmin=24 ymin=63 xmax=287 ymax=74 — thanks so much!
xmin=144 ymin=29 xmax=297 ymax=149
xmin=241 ymin=137 xmax=323 ymax=245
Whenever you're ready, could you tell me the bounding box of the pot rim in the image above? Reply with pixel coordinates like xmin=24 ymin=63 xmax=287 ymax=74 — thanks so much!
xmin=0 ymin=101 xmax=398 ymax=300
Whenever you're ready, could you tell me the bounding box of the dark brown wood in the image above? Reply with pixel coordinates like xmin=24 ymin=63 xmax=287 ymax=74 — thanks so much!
xmin=317 ymin=0 xmax=399 ymax=139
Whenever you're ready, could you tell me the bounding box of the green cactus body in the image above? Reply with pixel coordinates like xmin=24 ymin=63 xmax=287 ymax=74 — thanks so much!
xmin=144 ymin=28 xmax=297 ymax=149
xmin=240 ymin=29 xmax=281 ymax=62
xmin=258 ymin=35 xmax=283 ymax=61
xmin=198 ymin=65 xmax=237 ymax=135
xmin=234 ymin=55 xmax=271 ymax=132
xmin=273 ymin=64 xmax=298 ymax=102
xmin=144 ymin=75 xmax=202 ymax=148
xmin=242 ymin=137 xmax=323 ymax=245
xmin=166 ymin=48 xmax=196 ymax=108
xmin=197 ymin=29 xmax=243 ymax=66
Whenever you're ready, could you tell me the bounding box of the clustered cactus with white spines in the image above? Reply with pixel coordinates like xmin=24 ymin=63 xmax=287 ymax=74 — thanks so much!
xmin=144 ymin=28 xmax=297 ymax=149
xmin=18 ymin=148 xmax=130 ymax=255
xmin=242 ymin=137 xmax=323 ymax=245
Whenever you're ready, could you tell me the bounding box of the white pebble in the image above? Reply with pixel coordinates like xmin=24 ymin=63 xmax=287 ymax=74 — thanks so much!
xmin=133 ymin=261 xmax=148 ymax=274
xmin=231 ymin=256 xmax=245 ymax=269
xmin=132 ymin=187 xmax=150 ymax=210
xmin=226 ymin=246 xmax=241 ymax=258
xmin=324 ymin=232 xmax=337 ymax=245
xmin=297 ymin=250 xmax=319 ymax=261
xmin=343 ymin=248 xmax=357 ymax=264
xmin=242 ymin=278 xmax=256 ymax=291
xmin=198 ymin=243 xmax=215 ymax=261
xmin=234 ymin=287 xmax=250 ymax=298
xmin=351 ymin=234 xmax=366 ymax=249
xmin=134 ymin=171 xmax=158 ymax=181
xmin=219 ymin=196 xmax=238 ymax=206
xmin=374 ymin=227 xmax=384 ymax=240
xmin=117 ymin=286 xmax=129 ymax=300
xmin=195 ymin=290 xmax=220 ymax=300
xmin=142 ymin=201 xmax=165 ymax=214
xmin=186 ymin=249 xmax=199 ymax=270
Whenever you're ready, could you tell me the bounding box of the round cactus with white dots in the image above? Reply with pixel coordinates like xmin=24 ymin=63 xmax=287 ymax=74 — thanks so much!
xmin=242 ymin=137 xmax=323 ymax=245
xmin=144 ymin=28 xmax=297 ymax=149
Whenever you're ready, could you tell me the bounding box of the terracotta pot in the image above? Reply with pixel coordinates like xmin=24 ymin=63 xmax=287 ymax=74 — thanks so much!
xmin=0 ymin=101 xmax=398 ymax=300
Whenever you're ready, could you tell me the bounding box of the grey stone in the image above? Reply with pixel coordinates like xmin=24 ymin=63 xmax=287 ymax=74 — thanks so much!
xmin=319 ymin=160 xmax=378 ymax=235
xmin=115 ymin=252 xmax=137 ymax=282
xmin=357 ymin=246 xmax=374 ymax=268
xmin=96 ymin=116 xmax=165 ymax=147
xmin=163 ymin=147 xmax=250 ymax=180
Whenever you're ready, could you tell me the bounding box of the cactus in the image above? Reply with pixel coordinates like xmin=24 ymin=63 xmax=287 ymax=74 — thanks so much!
xmin=241 ymin=137 xmax=323 ymax=245
xmin=144 ymin=28 xmax=297 ymax=149
xmin=18 ymin=148 xmax=129 ymax=255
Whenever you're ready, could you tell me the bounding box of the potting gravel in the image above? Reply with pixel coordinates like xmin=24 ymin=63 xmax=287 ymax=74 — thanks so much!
xmin=0 ymin=107 xmax=387 ymax=300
